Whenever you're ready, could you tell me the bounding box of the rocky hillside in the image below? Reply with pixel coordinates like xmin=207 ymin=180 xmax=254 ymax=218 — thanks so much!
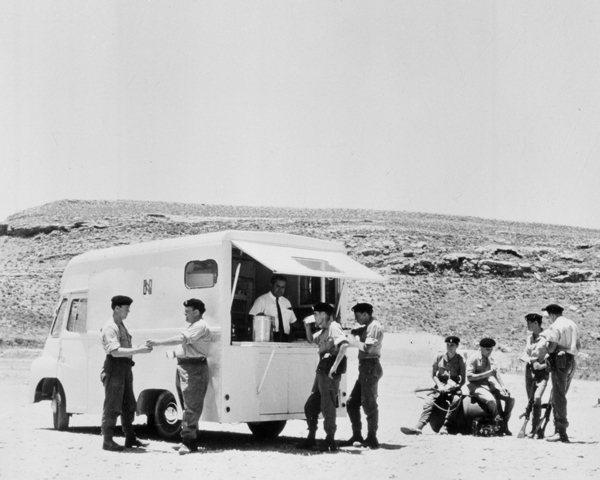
xmin=2 ymin=199 xmax=600 ymax=378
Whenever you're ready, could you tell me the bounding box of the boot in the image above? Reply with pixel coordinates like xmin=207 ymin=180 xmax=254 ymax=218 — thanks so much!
xmin=125 ymin=434 xmax=149 ymax=448
xmin=400 ymin=426 xmax=422 ymax=435
xmin=545 ymin=431 xmax=569 ymax=443
xmin=319 ymin=434 xmax=338 ymax=453
xmin=178 ymin=438 xmax=198 ymax=455
xmin=102 ymin=437 xmax=124 ymax=452
xmin=298 ymin=430 xmax=317 ymax=450
xmin=362 ymin=433 xmax=379 ymax=449
xmin=339 ymin=432 xmax=364 ymax=447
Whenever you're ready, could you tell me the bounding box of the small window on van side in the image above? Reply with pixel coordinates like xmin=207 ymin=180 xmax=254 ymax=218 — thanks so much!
xmin=67 ymin=298 xmax=88 ymax=333
xmin=50 ymin=299 xmax=68 ymax=337
xmin=185 ymin=260 xmax=218 ymax=289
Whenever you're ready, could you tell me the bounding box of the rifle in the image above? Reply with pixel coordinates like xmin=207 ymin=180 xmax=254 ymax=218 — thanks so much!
xmin=517 ymin=398 xmax=534 ymax=439
xmin=530 ymin=389 xmax=553 ymax=439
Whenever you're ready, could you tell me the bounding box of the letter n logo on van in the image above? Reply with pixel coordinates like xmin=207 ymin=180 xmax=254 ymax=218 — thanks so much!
xmin=143 ymin=279 xmax=153 ymax=295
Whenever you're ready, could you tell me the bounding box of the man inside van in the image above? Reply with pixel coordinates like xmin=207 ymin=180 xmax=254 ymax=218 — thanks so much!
xmin=298 ymin=302 xmax=348 ymax=452
xmin=146 ymin=298 xmax=212 ymax=455
xmin=249 ymin=274 xmax=298 ymax=342
xmin=100 ymin=295 xmax=152 ymax=452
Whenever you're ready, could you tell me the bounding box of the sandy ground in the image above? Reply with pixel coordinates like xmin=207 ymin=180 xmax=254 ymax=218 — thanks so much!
xmin=1 ymin=334 xmax=600 ymax=480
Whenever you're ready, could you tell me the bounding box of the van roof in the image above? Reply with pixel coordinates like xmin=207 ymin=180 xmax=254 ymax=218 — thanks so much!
xmin=68 ymin=230 xmax=345 ymax=265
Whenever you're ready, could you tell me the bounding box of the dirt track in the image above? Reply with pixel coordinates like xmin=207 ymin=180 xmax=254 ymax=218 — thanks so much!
xmin=1 ymin=335 xmax=600 ymax=480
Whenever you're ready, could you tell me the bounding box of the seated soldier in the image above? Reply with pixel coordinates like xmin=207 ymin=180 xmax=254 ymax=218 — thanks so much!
xmin=401 ymin=336 xmax=466 ymax=435
xmin=467 ymin=337 xmax=515 ymax=436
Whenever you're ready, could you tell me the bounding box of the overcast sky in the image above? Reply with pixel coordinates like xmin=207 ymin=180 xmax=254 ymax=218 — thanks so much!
xmin=2 ymin=1 xmax=600 ymax=229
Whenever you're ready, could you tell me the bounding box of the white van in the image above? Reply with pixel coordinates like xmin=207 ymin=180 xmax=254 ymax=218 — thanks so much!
xmin=29 ymin=230 xmax=385 ymax=439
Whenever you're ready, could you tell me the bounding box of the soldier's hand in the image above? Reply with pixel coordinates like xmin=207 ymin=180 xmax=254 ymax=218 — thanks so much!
xmin=138 ymin=344 xmax=152 ymax=354
xmin=146 ymin=339 xmax=156 ymax=348
xmin=532 ymin=361 xmax=543 ymax=370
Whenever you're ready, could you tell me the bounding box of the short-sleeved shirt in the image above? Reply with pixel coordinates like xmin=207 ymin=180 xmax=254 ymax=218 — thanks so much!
xmin=467 ymin=352 xmax=496 ymax=387
xmin=525 ymin=333 xmax=548 ymax=363
xmin=432 ymin=352 xmax=466 ymax=384
xmin=101 ymin=319 xmax=132 ymax=357
xmin=249 ymin=292 xmax=297 ymax=334
xmin=356 ymin=319 xmax=384 ymax=360
xmin=175 ymin=319 xmax=212 ymax=359
xmin=540 ymin=316 xmax=579 ymax=356
xmin=313 ymin=322 xmax=348 ymax=356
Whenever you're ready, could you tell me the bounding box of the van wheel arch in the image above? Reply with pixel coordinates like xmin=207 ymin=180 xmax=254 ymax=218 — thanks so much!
xmin=247 ymin=420 xmax=287 ymax=439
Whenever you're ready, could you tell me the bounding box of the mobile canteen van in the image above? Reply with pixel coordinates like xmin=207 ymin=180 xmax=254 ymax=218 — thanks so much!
xmin=29 ymin=230 xmax=385 ymax=439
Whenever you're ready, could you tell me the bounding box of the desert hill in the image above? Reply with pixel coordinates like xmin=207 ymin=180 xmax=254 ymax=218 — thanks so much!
xmin=1 ymin=199 xmax=600 ymax=378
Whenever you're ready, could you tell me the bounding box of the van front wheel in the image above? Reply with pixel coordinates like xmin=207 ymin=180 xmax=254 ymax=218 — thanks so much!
xmin=52 ymin=384 xmax=69 ymax=431
xmin=247 ymin=420 xmax=287 ymax=439
xmin=154 ymin=391 xmax=181 ymax=440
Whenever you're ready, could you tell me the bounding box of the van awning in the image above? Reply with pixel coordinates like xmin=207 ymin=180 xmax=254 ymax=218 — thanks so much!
xmin=232 ymin=240 xmax=386 ymax=283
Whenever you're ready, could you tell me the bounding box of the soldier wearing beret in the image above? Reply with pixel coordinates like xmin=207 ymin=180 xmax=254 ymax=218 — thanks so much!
xmin=100 ymin=295 xmax=152 ymax=452
xmin=520 ymin=313 xmax=549 ymax=438
xmin=539 ymin=304 xmax=580 ymax=443
xmin=146 ymin=298 xmax=212 ymax=455
xmin=401 ymin=335 xmax=466 ymax=436
xmin=298 ymin=302 xmax=349 ymax=452
xmin=341 ymin=303 xmax=384 ymax=448
xmin=467 ymin=337 xmax=515 ymax=435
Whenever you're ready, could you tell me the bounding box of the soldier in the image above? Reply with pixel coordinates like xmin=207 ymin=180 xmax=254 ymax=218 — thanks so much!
xmin=298 ymin=302 xmax=349 ymax=452
xmin=147 ymin=298 xmax=212 ymax=455
xmin=341 ymin=302 xmax=384 ymax=448
xmin=100 ymin=295 xmax=152 ymax=452
xmin=539 ymin=304 xmax=580 ymax=443
xmin=521 ymin=313 xmax=549 ymax=438
xmin=401 ymin=336 xmax=466 ymax=436
xmin=467 ymin=337 xmax=515 ymax=436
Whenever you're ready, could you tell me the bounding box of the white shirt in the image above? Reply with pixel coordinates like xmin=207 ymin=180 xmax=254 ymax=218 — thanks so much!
xmin=249 ymin=292 xmax=297 ymax=334
xmin=540 ymin=316 xmax=579 ymax=355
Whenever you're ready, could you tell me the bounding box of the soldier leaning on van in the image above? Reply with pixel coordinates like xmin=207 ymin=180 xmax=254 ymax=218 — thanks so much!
xmin=298 ymin=302 xmax=349 ymax=452
xmin=341 ymin=302 xmax=384 ymax=449
xmin=146 ymin=298 xmax=212 ymax=455
xmin=100 ymin=295 xmax=152 ymax=452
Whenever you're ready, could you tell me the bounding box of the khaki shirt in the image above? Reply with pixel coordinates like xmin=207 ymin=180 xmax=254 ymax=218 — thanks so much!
xmin=357 ymin=319 xmax=384 ymax=360
xmin=314 ymin=322 xmax=348 ymax=356
xmin=101 ymin=319 xmax=132 ymax=358
xmin=540 ymin=316 xmax=579 ymax=355
xmin=175 ymin=319 xmax=211 ymax=359
xmin=467 ymin=352 xmax=496 ymax=388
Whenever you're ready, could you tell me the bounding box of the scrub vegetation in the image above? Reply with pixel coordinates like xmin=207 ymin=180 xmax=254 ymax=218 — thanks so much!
xmin=1 ymin=199 xmax=599 ymax=379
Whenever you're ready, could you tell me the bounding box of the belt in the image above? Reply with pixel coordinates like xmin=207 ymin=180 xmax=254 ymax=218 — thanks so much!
xmin=177 ymin=357 xmax=207 ymax=365
xmin=359 ymin=357 xmax=380 ymax=364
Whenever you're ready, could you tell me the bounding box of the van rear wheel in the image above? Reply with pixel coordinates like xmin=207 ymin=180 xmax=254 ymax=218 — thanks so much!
xmin=52 ymin=384 xmax=69 ymax=431
xmin=247 ymin=420 xmax=287 ymax=439
xmin=154 ymin=391 xmax=181 ymax=440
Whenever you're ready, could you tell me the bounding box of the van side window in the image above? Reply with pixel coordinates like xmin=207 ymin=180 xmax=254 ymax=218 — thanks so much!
xmin=50 ymin=299 xmax=69 ymax=337
xmin=67 ymin=298 xmax=88 ymax=333
xmin=299 ymin=277 xmax=337 ymax=306
xmin=185 ymin=260 xmax=218 ymax=288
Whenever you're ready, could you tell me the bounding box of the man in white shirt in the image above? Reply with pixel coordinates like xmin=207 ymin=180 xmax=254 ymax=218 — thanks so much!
xmin=249 ymin=274 xmax=298 ymax=342
xmin=539 ymin=304 xmax=580 ymax=443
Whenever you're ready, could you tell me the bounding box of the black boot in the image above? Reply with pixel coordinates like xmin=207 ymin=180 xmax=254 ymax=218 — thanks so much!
xmin=339 ymin=432 xmax=364 ymax=447
xmin=363 ymin=432 xmax=379 ymax=449
xmin=320 ymin=434 xmax=338 ymax=453
xmin=102 ymin=436 xmax=124 ymax=452
xmin=298 ymin=430 xmax=317 ymax=450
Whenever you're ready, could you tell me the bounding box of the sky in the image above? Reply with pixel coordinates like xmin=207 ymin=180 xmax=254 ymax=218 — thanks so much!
xmin=2 ymin=1 xmax=600 ymax=229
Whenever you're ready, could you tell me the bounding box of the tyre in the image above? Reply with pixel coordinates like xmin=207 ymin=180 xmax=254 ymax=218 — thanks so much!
xmin=247 ymin=420 xmax=287 ymax=439
xmin=153 ymin=391 xmax=181 ymax=440
xmin=52 ymin=384 xmax=69 ymax=431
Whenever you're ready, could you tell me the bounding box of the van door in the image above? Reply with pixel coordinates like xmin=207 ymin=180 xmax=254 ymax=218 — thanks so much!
xmin=44 ymin=298 xmax=69 ymax=375
xmin=58 ymin=294 xmax=89 ymax=413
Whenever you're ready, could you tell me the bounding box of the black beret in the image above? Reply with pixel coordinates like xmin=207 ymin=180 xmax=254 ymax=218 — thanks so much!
xmin=111 ymin=295 xmax=133 ymax=308
xmin=542 ymin=304 xmax=564 ymax=314
xmin=525 ymin=313 xmax=543 ymax=323
xmin=352 ymin=302 xmax=373 ymax=315
xmin=184 ymin=298 xmax=206 ymax=313
xmin=445 ymin=336 xmax=460 ymax=345
xmin=479 ymin=338 xmax=496 ymax=348
xmin=313 ymin=302 xmax=335 ymax=316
